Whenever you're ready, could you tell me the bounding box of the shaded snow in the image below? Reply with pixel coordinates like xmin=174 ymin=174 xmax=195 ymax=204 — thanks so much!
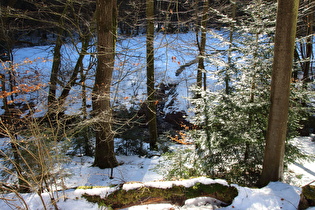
xmin=1 ymin=33 xmax=315 ymax=209
xmin=285 ymin=136 xmax=315 ymax=186
xmin=0 ymin=137 xmax=315 ymax=209
xmin=225 ymin=182 xmax=301 ymax=210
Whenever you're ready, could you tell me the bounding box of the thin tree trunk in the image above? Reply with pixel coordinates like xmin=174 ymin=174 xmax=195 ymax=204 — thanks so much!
xmin=303 ymin=1 xmax=313 ymax=83
xmin=0 ymin=6 xmax=16 ymax=101
xmin=47 ymin=2 xmax=70 ymax=117
xmin=1 ymin=74 xmax=8 ymax=112
xmin=260 ymin=0 xmax=299 ymax=186
xmin=48 ymin=32 xmax=63 ymax=116
xmin=57 ymin=36 xmax=89 ymax=108
xmin=92 ymin=0 xmax=118 ymax=169
xmin=146 ymin=0 xmax=158 ymax=150
xmin=225 ymin=1 xmax=236 ymax=95
xmin=80 ymin=63 xmax=93 ymax=156
xmin=196 ymin=1 xmax=208 ymax=92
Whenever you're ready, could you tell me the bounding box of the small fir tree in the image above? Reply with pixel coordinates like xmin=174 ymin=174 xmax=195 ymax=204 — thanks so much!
xmin=156 ymin=0 xmax=309 ymax=186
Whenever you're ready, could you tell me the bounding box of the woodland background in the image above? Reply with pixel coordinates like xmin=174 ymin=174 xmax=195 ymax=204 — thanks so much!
xmin=0 ymin=0 xmax=315 ymax=209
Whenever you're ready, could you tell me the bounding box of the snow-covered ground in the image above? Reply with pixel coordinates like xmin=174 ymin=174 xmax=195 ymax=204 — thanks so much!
xmin=0 ymin=33 xmax=314 ymax=209
xmin=285 ymin=136 xmax=315 ymax=187
xmin=53 ymin=135 xmax=315 ymax=210
xmin=0 ymin=135 xmax=314 ymax=209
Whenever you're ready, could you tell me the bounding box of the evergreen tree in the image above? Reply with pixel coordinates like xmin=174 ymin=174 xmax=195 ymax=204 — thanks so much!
xmin=156 ymin=0 xmax=308 ymax=186
xmin=190 ymin=1 xmax=278 ymax=185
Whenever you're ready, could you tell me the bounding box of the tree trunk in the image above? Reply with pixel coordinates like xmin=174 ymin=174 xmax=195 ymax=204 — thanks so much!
xmin=57 ymin=35 xmax=89 ymax=108
xmin=225 ymin=1 xmax=236 ymax=95
xmin=302 ymin=0 xmax=313 ymax=83
xmin=0 ymin=5 xmax=16 ymax=102
xmin=48 ymin=33 xmax=62 ymax=116
xmin=80 ymin=48 xmax=93 ymax=156
xmin=196 ymin=0 xmax=208 ymax=93
xmin=260 ymin=0 xmax=299 ymax=186
xmin=47 ymin=3 xmax=70 ymax=117
xmin=92 ymin=0 xmax=118 ymax=169
xmin=146 ymin=0 xmax=158 ymax=150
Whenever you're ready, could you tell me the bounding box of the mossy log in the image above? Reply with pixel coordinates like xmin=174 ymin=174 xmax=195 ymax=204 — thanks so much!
xmin=299 ymin=185 xmax=315 ymax=210
xmin=82 ymin=182 xmax=238 ymax=209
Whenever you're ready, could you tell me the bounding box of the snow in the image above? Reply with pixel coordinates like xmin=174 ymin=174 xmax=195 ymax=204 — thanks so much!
xmin=1 ymin=33 xmax=315 ymax=209
xmin=59 ymin=155 xmax=163 ymax=188
xmin=227 ymin=182 xmax=301 ymax=210
xmin=0 ymin=132 xmax=314 ymax=210
xmin=118 ymin=180 xmax=302 ymax=210
xmin=285 ymin=136 xmax=315 ymax=187
xmin=74 ymin=187 xmax=118 ymax=199
xmin=0 ymin=136 xmax=314 ymax=209
xmin=122 ymin=177 xmax=227 ymax=190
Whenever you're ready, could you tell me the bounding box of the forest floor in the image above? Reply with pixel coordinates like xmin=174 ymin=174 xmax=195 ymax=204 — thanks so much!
xmin=0 ymin=135 xmax=314 ymax=209
xmin=0 ymin=34 xmax=315 ymax=209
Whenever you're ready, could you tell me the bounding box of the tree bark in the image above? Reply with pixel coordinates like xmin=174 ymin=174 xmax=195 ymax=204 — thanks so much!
xmin=57 ymin=35 xmax=89 ymax=108
xmin=146 ymin=0 xmax=158 ymax=150
xmin=48 ymin=33 xmax=62 ymax=111
xmin=47 ymin=2 xmax=71 ymax=117
xmin=92 ymin=0 xmax=118 ymax=169
xmin=225 ymin=1 xmax=236 ymax=95
xmin=196 ymin=0 xmax=208 ymax=93
xmin=260 ymin=0 xmax=299 ymax=186
xmin=302 ymin=0 xmax=313 ymax=83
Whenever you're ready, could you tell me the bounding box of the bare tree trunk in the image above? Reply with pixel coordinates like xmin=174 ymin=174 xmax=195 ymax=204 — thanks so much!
xmin=302 ymin=0 xmax=313 ymax=83
xmin=225 ymin=1 xmax=236 ymax=95
xmin=92 ymin=0 xmax=118 ymax=169
xmin=48 ymin=33 xmax=63 ymax=115
xmin=0 ymin=4 xmax=16 ymax=102
xmin=47 ymin=2 xmax=71 ymax=117
xmin=196 ymin=0 xmax=208 ymax=93
xmin=0 ymin=74 xmax=8 ymax=112
xmin=57 ymin=35 xmax=90 ymax=108
xmin=80 ymin=52 xmax=94 ymax=157
xmin=260 ymin=0 xmax=299 ymax=186
xmin=146 ymin=0 xmax=158 ymax=150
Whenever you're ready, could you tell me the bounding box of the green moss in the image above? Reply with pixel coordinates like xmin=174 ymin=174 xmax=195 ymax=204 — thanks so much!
xmin=299 ymin=185 xmax=315 ymax=209
xmin=82 ymin=182 xmax=238 ymax=209
xmin=185 ymin=183 xmax=238 ymax=203
xmin=303 ymin=185 xmax=315 ymax=200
